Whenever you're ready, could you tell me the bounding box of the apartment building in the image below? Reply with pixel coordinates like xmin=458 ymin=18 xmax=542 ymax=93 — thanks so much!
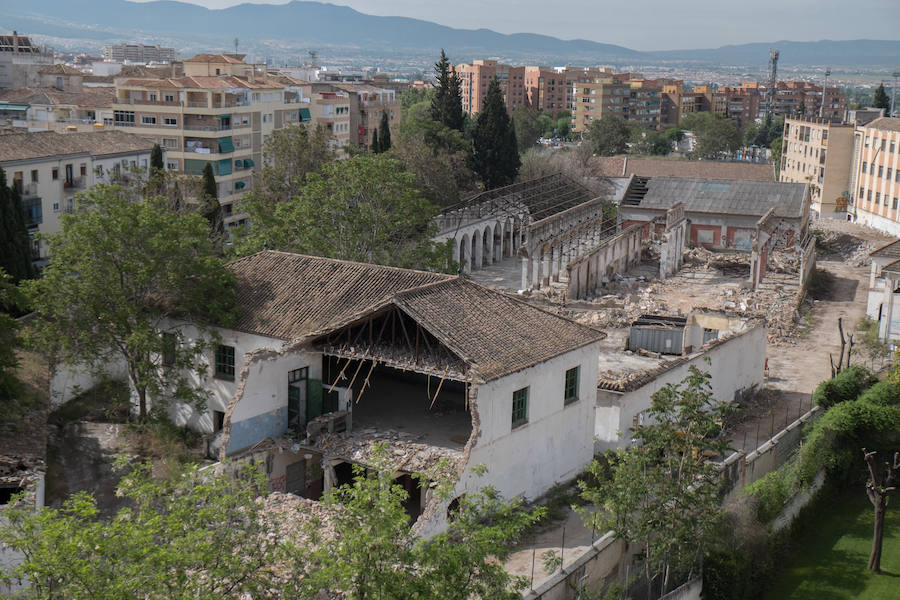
xmin=332 ymin=83 xmax=398 ymax=151
xmin=112 ymin=54 xmax=314 ymax=227
xmin=523 ymin=66 xmax=567 ymax=116
xmin=569 ymin=71 xmax=661 ymax=133
xmin=852 ymin=118 xmax=900 ymax=235
xmin=454 ymin=60 xmax=526 ymax=115
xmin=0 ymin=32 xmax=53 ymax=89
xmin=0 ymin=130 xmax=157 ymax=262
xmin=103 ymin=43 xmax=176 ymax=63
xmin=780 ymin=116 xmax=856 ymax=218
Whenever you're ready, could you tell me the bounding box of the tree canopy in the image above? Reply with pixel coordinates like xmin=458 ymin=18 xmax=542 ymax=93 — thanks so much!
xmin=23 ymin=186 xmax=237 ymax=419
xmin=0 ymin=268 xmax=24 ymax=418
xmin=742 ymin=116 xmax=784 ymax=148
xmin=388 ymin=133 xmax=474 ymax=208
xmin=430 ymin=50 xmax=464 ymax=132
xmin=586 ymin=115 xmax=631 ymax=156
xmin=150 ymin=143 xmax=164 ymax=171
xmin=580 ymin=366 xmax=733 ymax=595
xmin=472 ymin=78 xmax=520 ymax=189
xmin=681 ymin=112 xmax=741 ymax=159
xmin=511 ymin=107 xmax=543 ymax=152
xmin=235 ymin=154 xmax=452 ymax=271
xmin=200 ymin=162 xmax=224 ymax=243
xmin=0 ymin=168 xmax=36 ymax=283
xmin=873 ymin=84 xmax=890 ymax=111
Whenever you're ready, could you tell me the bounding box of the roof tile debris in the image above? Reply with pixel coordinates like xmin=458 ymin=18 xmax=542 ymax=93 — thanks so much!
xmin=0 ymin=130 xmax=155 ymax=163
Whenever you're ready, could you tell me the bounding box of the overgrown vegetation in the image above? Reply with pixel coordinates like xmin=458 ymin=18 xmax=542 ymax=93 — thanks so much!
xmin=813 ymin=365 xmax=878 ymax=408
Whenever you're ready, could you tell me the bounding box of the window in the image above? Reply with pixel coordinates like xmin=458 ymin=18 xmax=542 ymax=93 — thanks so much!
xmin=161 ymin=333 xmax=176 ymax=366
xmin=214 ymin=344 xmax=235 ymax=380
xmin=511 ymin=387 xmax=529 ymax=429
xmin=53 ymin=201 xmax=59 ymax=212
xmin=564 ymin=366 xmax=580 ymax=405
xmin=141 ymin=115 xmax=157 ymax=125
xmin=879 ymin=165 xmax=884 ymax=177
xmin=163 ymin=117 xmax=177 ymax=126
xmin=30 ymin=169 xmax=38 ymax=183
xmin=80 ymin=163 xmax=86 ymax=176
xmin=166 ymin=161 xmax=178 ymax=170
xmin=52 ymin=168 xmax=58 ymax=180
xmin=862 ymin=162 xmax=867 ymax=174
xmin=894 ymin=197 xmax=899 ymax=210
xmin=876 ymin=192 xmax=881 ymax=205
xmin=213 ymin=410 xmax=225 ymax=432
xmin=891 ymin=141 xmax=896 ymax=154
xmin=889 ymin=168 xmax=894 ymax=181
xmin=868 ymin=190 xmax=873 ymax=202
xmin=164 ymin=93 xmax=175 ymax=102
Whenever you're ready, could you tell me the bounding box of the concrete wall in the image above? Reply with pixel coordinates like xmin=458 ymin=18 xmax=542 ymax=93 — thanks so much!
xmin=49 ymin=357 xmax=128 ymax=408
xmin=523 ymin=532 xmax=627 ymax=600
xmin=595 ymin=325 xmax=766 ymax=451
xmin=460 ymin=342 xmax=600 ymax=503
xmin=566 ymin=225 xmax=642 ymax=300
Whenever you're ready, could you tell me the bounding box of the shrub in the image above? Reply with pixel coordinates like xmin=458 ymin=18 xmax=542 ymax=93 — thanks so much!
xmin=812 ymin=365 xmax=877 ymax=408
xmin=856 ymin=380 xmax=900 ymax=406
xmin=744 ymin=460 xmax=799 ymax=523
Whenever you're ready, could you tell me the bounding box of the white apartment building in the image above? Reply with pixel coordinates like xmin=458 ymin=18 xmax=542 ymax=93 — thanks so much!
xmin=0 ymin=130 xmax=157 ymax=263
xmin=852 ymin=117 xmax=900 ymax=235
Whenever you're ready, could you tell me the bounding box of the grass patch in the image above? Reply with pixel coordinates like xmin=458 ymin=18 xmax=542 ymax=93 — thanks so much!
xmin=763 ymin=487 xmax=900 ymax=599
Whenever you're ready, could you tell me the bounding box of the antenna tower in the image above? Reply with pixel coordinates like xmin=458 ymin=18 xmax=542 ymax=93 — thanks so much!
xmin=766 ymin=49 xmax=779 ymax=121
xmin=234 ymin=38 xmax=239 ymax=54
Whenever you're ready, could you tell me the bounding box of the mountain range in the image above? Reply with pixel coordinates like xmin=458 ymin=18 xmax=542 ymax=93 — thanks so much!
xmin=1 ymin=0 xmax=898 ymax=70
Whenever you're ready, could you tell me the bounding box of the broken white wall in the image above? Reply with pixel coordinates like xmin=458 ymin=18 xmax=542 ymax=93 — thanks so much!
xmin=49 ymin=357 xmax=128 ymax=408
xmin=594 ymin=325 xmax=766 ymax=452
xmin=458 ymin=341 xmax=601 ymax=502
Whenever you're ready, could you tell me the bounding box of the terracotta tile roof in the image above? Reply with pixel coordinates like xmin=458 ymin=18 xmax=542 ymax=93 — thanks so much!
xmin=227 ymin=251 xmax=451 ymax=340
xmin=39 ymin=64 xmax=86 ymax=76
xmin=865 ymin=117 xmax=900 ymax=133
xmin=185 ymin=53 xmax=246 ymax=64
xmin=0 ymin=130 xmax=155 ymax=163
xmin=872 ymin=239 xmax=900 ymax=259
xmin=118 ymin=75 xmax=280 ymax=90
xmin=591 ymin=156 xmax=775 ymax=182
xmin=0 ymin=86 xmax=115 ymax=108
xmin=227 ymin=252 xmax=605 ymax=381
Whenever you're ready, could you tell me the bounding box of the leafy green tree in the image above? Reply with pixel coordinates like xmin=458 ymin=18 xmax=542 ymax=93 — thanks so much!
xmin=587 ymin=115 xmax=631 ymax=156
xmin=631 ymin=128 xmax=672 ymax=156
xmin=399 ymin=87 xmax=431 ymax=112
xmin=0 ymin=169 xmax=36 ymax=283
xmin=150 ymin=143 xmax=164 ymax=171
xmin=430 ymin=49 xmax=464 ymax=131
xmin=472 ymin=78 xmax=520 ymax=189
xmin=873 ymin=83 xmax=890 ymax=111
xmin=579 ymin=366 xmax=733 ymax=596
xmin=742 ymin=117 xmax=783 ymax=148
xmin=681 ymin=112 xmax=741 ymax=159
xmin=771 ymin=136 xmax=783 ymax=178
xmin=388 ymin=134 xmax=474 ymax=208
xmin=236 ymin=154 xmax=451 ymax=270
xmin=665 ymin=127 xmax=685 ymax=144
xmin=22 ymin=186 xmax=237 ymax=419
xmin=379 ymin=110 xmax=392 ymax=152
xmin=0 ymin=460 xmax=284 ymax=599
xmin=200 ymin=162 xmax=224 ymax=242
xmin=235 ymin=124 xmax=334 ymax=252
xmin=511 ymin=106 xmax=543 ymax=152
xmin=400 ymin=101 xmax=472 ymax=158
xmin=555 ymin=110 xmax=572 ymax=139
xmin=292 ymin=447 xmax=542 ymax=599
xmin=813 ymin=365 xmax=878 ymax=408
xmin=0 ymin=269 xmax=24 ymax=419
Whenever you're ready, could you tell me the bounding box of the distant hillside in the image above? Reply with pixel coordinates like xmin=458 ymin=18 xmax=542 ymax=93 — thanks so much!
xmin=0 ymin=0 xmax=897 ymax=68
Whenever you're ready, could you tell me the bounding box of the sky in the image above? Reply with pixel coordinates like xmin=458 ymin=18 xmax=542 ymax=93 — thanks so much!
xmin=139 ymin=0 xmax=900 ymax=51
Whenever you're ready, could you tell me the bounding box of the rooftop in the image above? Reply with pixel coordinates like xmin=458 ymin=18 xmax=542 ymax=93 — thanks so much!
xmin=864 ymin=117 xmax=900 ymax=133
xmin=184 ymin=53 xmax=246 ymax=64
xmin=226 ymin=252 xmax=605 ymax=382
xmin=626 ymin=176 xmax=807 ymax=219
xmin=118 ymin=74 xmax=280 ymax=90
xmin=590 ymin=157 xmax=776 ymax=182
xmin=38 ymin=64 xmax=85 ymax=76
xmin=870 ymin=239 xmax=900 ymax=260
xmin=0 ymin=86 xmax=115 ymax=108
xmin=0 ymin=130 xmax=155 ymax=163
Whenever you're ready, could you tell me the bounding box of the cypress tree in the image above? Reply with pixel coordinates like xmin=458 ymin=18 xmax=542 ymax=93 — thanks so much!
xmin=430 ymin=50 xmax=451 ymax=125
xmin=873 ymin=84 xmax=890 ymax=111
xmin=371 ymin=128 xmax=380 ymax=154
xmin=472 ymin=78 xmax=520 ymax=189
xmin=444 ymin=69 xmax=464 ymax=131
xmin=150 ymin=144 xmax=164 ymax=171
xmin=430 ymin=50 xmax=464 ymax=132
xmin=0 ymin=169 xmax=36 ymax=282
xmin=200 ymin=162 xmax=224 ymax=240
xmin=379 ymin=111 xmax=391 ymax=152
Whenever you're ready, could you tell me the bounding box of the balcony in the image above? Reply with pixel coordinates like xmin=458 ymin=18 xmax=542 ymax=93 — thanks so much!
xmin=115 ymin=98 xmax=182 ymax=107
xmin=63 ymin=177 xmax=86 ymax=190
xmin=20 ymin=182 xmax=38 ymax=198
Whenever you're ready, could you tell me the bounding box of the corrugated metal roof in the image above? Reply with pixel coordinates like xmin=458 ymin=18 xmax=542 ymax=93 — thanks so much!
xmin=633 ymin=177 xmax=806 ymax=218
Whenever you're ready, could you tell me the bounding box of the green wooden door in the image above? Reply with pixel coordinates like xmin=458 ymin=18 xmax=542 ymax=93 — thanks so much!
xmin=306 ymin=378 xmax=324 ymax=422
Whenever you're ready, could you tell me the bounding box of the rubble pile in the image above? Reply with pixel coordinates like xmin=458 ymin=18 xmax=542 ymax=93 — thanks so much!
xmin=262 ymin=491 xmax=336 ymax=547
xmin=314 ymin=429 xmax=463 ymax=481
xmin=811 ymin=219 xmax=893 ymax=266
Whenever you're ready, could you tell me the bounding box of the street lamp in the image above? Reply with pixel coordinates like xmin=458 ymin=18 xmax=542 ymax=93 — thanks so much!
xmin=819 ymin=68 xmax=831 ymax=118
xmin=892 ymin=72 xmax=899 ymax=118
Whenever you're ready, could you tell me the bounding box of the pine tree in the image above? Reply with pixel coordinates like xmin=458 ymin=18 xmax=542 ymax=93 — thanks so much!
xmin=472 ymin=78 xmax=520 ymax=189
xmin=379 ymin=111 xmax=391 ymax=152
xmin=200 ymin=162 xmax=224 ymax=240
xmin=430 ymin=50 xmax=464 ymax=132
xmin=873 ymin=84 xmax=890 ymax=111
xmin=150 ymin=144 xmax=164 ymax=171
xmin=0 ymin=169 xmax=36 ymax=283
xmin=371 ymin=128 xmax=380 ymax=154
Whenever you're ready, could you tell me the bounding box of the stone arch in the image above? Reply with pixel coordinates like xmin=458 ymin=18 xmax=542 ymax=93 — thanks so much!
xmin=472 ymin=231 xmax=481 ymax=270
xmin=481 ymin=226 xmax=491 ymax=267
xmin=493 ymin=221 xmax=503 ymax=263
xmin=459 ymin=233 xmax=470 ymax=273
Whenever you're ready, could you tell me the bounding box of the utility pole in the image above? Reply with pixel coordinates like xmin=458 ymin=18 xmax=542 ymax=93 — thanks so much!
xmin=234 ymin=38 xmax=239 ymax=54
xmin=819 ymin=67 xmax=831 ymax=118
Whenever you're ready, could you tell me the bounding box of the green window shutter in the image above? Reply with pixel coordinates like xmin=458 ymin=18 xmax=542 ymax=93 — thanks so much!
xmin=243 ymin=158 xmax=255 ymax=168
xmin=512 ymin=387 xmax=529 ymax=429
xmin=218 ymin=158 xmax=232 ymax=176
xmin=234 ymin=159 xmax=243 ymax=169
xmin=564 ymin=366 xmax=580 ymax=404
xmin=299 ymin=108 xmax=311 ymax=121
xmin=217 ymin=136 xmax=235 ymax=153
xmin=234 ymin=181 xmax=245 ymax=189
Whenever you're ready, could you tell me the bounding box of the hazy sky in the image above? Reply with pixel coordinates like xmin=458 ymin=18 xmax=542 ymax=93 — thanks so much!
xmin=144 ymin=0 xmax=899 ymax=50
